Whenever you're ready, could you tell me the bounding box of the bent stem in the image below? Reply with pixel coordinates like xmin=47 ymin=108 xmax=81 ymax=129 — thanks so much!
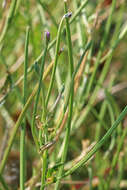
xmin=55 ymin=2 xmax=74 ymax=190
xmin=61 ymin=105 xmax=127 ymax=178
xmin=40 ymin=105 xmax=127 ymax=188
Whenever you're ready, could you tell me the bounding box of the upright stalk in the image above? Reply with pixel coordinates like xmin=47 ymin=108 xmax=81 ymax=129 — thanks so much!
xmin=20 ymin=26 xmax=30 ymax=190
xmin=37 ymin=32 xmax=50 ymax=190
xmin=45 ymin=15 xmax=65 ymax=107
xmin=31 ymin=31 xmax=50 ymax=150
xmin=40 ymin=84 xmax=48 ymax=190
xmin=55 ymin=1 xmax=74 ymax=189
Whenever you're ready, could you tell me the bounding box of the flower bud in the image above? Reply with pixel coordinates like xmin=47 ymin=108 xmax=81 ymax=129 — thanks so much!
xmin=64 ymin=12 xmax=72 ymax=18
xmin=45 ymin=31 xmax=50 ymax=42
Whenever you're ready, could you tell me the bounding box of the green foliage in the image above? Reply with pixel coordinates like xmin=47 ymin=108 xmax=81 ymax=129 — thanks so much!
xmin=0 ymin=0 xmax=127 ymax=190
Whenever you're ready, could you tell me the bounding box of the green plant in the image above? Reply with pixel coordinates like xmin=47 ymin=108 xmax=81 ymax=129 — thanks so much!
xmin=0 ymin=0 xmax=127 ymax=190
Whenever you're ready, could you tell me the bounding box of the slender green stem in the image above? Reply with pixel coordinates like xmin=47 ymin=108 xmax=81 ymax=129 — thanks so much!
xmin=55 ymin=2 xmax=74 ymax=189
xmin=32 ymin=32 xmax=50 ymax=190
xmin=41 ymin=150 xmax=48 ymax=190
xmin=61 ymin=105 xmax=127 ymax=178
xmin=45 ymin=15 xmax=65 ymax=107
xmin=0 ymin=0 xmax=17 ymax=45
xmin=40 ymin=53 xmax=49 ymax=190
xmin=40 ymin=140 xmax=48 ymax=190
xmin=31 ymin=34 xmax=49 ymax=150
xmin=20 ymin=26 xmax=30 ymax=190
xmin=40 ymin=92 xmax=48 ymax=189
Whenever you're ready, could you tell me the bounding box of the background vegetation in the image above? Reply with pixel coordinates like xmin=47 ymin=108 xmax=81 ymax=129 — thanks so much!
xmin=0 ymin=0 xmax=127 ymax=189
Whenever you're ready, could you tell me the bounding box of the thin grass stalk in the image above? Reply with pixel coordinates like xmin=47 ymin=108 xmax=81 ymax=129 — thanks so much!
xmin=20 ymin=26 xmax=30 ymax=190
xmin=61 ymin=105 xmax=127 ymax=178
xmin=40 ymin=34 xmax=50 ymax=190
xmin=40 ymin=86 xmax=48 ymax=190
xmin=55 ymin=2 xmax=74 ymax=189
xmin=40 ymin=92 xmax=49 ymax=189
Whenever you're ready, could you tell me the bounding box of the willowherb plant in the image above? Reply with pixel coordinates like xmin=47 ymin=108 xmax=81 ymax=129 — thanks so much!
xmin=0 ymin=0 xmax=127 ymax=190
